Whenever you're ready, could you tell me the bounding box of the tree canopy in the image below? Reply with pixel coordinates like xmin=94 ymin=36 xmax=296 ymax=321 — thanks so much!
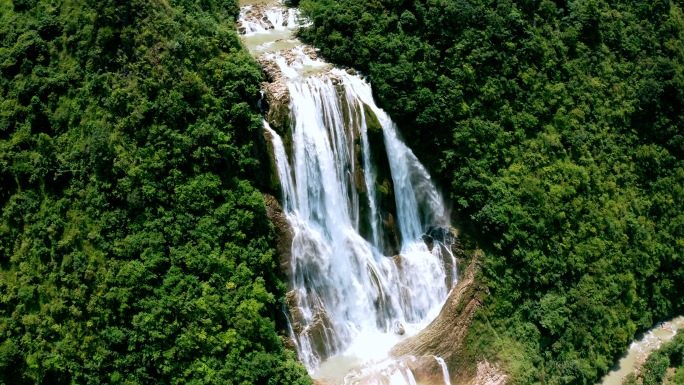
xmin=0 ymin=0 xmax=310 ymax=383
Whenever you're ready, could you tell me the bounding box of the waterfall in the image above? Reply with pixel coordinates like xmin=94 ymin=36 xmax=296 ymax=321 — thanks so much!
xmin=434 ymin=356 xmax=452 ymax=385
xmin=264 ymin=122 xmax=296 ymax=212
xmin=239 ymin=1 xmax=456 ymax=382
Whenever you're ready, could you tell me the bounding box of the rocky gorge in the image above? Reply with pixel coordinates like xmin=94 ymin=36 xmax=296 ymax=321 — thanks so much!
xmin=236 ymin=0 xmax=489 ymax=383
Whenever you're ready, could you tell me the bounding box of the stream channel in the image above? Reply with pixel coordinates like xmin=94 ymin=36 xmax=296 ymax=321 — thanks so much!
xmin=598 ymin=315 xmax=684 ymax=385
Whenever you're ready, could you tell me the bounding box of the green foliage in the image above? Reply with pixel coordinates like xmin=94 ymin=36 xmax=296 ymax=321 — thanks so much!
xmin=673 ymin=367 xmax=684 ymax=385
xmin=0 ymin=0 xmax=310 ymax=383
xmin=299 ymin=0 xmax=684 ymax=383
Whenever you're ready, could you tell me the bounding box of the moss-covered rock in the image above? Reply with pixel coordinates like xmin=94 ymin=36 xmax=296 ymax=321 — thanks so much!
xmin=261 ymin=129 xmax=285 ymax=195
xmin=263 ymin=193 xmax=294 ymax=280
xmin=363 ymin=102 xmax=382 ymax=134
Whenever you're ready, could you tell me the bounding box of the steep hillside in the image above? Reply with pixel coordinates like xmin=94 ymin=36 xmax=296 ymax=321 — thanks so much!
xmin=0 ymin=0 xmax=309 ymax=383
xmin=298 ymin=0 xmax=684 ymax=383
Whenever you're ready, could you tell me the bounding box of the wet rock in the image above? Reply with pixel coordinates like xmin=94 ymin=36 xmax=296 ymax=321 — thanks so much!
xmin=286 ymin=291 xmax=306 ymax=326
xmin=391 ymin=252 xmax=488 ymax=385
xmin=258 ymin=57 xmax=283 ymax=83
xmin=422 ymin=226 xmax=457 ymax=252
xmin=343 ymin=358 xmax=428 ymax=385
xmin=392 ymin=254 xmax=403 ymax=270
xmin=403 ymin=356 xmax=448 ymax=385
xmin=354 ymin=159 xmax=367 ymax=193
xmin=362 ymin=103 xmax=382 ymax=134
xmin=424 ymin=226 xmax=455 ymax=245
xmin=261 ymin=129 xmax=283 ymax=194
xmin=422 ymin=233 xmax=434 ymax=251
xmin=281 ymin=335 xmax=297 ymax=351
xmin=302 ymin=45 xmax=319 ymax=60
xmin=382 ymin=212 xmax=400 ymax=256
xmin=258 ymin=57 xmax=293 ymax=156
xmin=260 ymin=16 xmax=274 ymax=29
xmin=302 ymin=308 xmax=335 ymax=361
xmin=285 ymin=288 xmax=337 ymax=364
xmin=421 ymin=226 xmax=459 ymax=287
xmin=263 ymin=194 xmax=294 ymax=280
xmin=240 ymin=3 xmax=277 ymax=31
xmin=393 ymin=321 xmax=405 ymax=335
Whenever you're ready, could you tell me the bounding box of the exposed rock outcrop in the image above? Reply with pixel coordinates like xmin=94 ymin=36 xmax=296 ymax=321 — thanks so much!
xmin=263 ymin=193 xmax=294 ymax=280
xmin=391 ymin=250 xmax=495 ymax=385
xmin=259 ymin=58 xmax=292 ymax=143
xmin=238 ymin=3 xmax=275 ymax=32
xmin=261 ymin=128 xmax=284 ymax=194
xmin=474 ymin=360 xmax=507 ymax=385
xmin=302 ymin=308 xmax=335 ymax=361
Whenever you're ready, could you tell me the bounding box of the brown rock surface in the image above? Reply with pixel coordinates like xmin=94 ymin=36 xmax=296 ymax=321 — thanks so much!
xmin=391 ymin=251 xmax=496 ymax=385
xmin=263 ymin=193 xmax=294 ymax=280
xmin=238 ymin=3 xmax=274 ymax=32
xmin=472 ymin=360 xmax=507 ymax=385
xmin=259 ymin=58 xmax=291 ymax=136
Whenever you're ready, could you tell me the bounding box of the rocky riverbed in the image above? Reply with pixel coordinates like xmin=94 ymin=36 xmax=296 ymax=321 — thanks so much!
xmin=598 ymin=315 xmax=684 ymax=385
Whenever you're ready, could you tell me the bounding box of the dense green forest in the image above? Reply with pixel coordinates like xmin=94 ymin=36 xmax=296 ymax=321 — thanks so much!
xmin=298 ymin=0 xmax=684 ymax=383
xmin=0 ymin=0 xmax=310 ymax=383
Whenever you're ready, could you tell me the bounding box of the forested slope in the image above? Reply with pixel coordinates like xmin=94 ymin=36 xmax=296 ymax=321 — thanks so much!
xmin=298 ymin=0 xmax=684 ymax=383
xmin=0 ymin=0 xmax=309 ymax=383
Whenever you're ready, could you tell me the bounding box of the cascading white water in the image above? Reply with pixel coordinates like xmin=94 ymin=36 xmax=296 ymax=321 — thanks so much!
xmin=287 ymin=70 xmax=456 ymax=344
xmin=434 ymin=356 xmax=452 ymax=385
xmin=264 ymin=122 xmax=296 ymax=212
xmin=239 ymin=2 xmax=456 ymax=383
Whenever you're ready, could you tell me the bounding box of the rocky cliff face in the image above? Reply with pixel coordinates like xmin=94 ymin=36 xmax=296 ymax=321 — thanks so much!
xmin=259 ymin=63 xmax=403 ymax=257
xmin=259 ymin=57 xmax=292 ymax=140
xmin=391 ymin=247 xmax=506 ymax=385
xmin=263 ymin=193 xmax=294 ymax=279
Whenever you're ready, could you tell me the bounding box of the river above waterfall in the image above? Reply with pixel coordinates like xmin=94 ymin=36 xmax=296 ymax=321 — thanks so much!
xmin=598 ymin=315 xmax=684 ymax=385
xmin=238 ymin=1 xmax=456 ymax=384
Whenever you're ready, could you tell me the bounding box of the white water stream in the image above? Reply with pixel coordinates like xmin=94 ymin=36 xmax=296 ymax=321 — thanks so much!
xmin=238 ymin=2 xmax=455 ymax=384
xmin=433 ymin=356 xmax=451 ymax=385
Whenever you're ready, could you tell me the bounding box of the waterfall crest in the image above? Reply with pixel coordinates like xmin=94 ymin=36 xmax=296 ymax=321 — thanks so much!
xmin=239 ymin=2 xmax=455 ymax=383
